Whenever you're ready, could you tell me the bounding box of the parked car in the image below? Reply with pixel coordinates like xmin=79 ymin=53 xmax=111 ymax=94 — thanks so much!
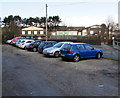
xmin=10 ymin=37 xmax=25 ymax=45
xmin=19 ymin=39 xmax=34 ymax=49
xmin=60 ymin=43 xmax=103 ymax=62
xmin=25 ymin=40 xmax=42 ymax=52
xmin=43 ymin=42 xmax=73 ymax=57
xmin=38 ymin=41 xmax=57 ymax=53
xmin=6 ymin=39 xmax=13 ymax=44
xmin=15 ymin=39 xmax=24 ymax=47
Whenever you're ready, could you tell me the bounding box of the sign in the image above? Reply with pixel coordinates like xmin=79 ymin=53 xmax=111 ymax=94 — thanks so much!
xmin=57 ymin=32 xmax=69 ymax=35
xmin=57 ymin=31 xmax=77 ymax=35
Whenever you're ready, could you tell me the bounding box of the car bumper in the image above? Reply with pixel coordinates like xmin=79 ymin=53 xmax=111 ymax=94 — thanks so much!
xmin=26 ymin=47 xmax=33 ymax=50
xmin=38 ymin=48 xmax=43 ymax=53
xmin=43 ymin=52 xmax=54 ymax=56
xmin=60 ymin=54 xmax=74 ymax=59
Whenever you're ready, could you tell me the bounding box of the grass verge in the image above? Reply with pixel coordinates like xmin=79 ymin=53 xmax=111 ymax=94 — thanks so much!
xmin=103 ymin=57 xmax=120 ymax=61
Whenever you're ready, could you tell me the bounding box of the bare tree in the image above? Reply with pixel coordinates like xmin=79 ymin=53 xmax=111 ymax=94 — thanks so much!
xmin=105 ymin=16 xmax=116 ymax=39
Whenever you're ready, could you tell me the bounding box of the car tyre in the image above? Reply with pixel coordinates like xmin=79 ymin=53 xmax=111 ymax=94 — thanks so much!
xmin=33 ymin=48 xmax=37 ymax=52
xmin=54 ymin=51 xmax=59 ymax=58
xmin=73 ymin=54 xmax=80 ymax=62
xmin=96 ymin=52 xmax=101 ymax=59
xmin=24 ymin=46 xmax=26 ymax=49
xmin=61 ymin=57 xmax=66 ymax=61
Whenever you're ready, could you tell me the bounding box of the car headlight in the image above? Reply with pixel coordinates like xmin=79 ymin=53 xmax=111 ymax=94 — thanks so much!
xmin=47 ymin=50 xmax=53 ymax=53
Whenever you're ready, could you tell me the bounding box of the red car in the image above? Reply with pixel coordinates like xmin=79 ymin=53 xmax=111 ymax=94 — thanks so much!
xmin=10 ymin=37 xmax=24 ymax=45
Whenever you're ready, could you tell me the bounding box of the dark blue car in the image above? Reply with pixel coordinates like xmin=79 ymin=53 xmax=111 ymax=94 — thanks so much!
xmin=38 ymin=41 xmax=57 ymax=53
xmin=25 ymin=40 xmax=42 ymax=52
xmin=60 ymin=43 xmax=103 ymax=62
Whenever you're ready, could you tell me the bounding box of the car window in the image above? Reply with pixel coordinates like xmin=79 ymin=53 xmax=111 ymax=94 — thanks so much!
xmin=37 ymin=42 xmax=41 ymax=44
xmin=76 ymin=45 xmax=85 ymax=50
xmin=62 ymin=44 xmax=72 ymax=50
xmin=26 ymin=41 xmax=32 ymax=43
xmin=31 ymin=41 xmax=35 ymax=44
xmin=84 ymin=44 xmax=93 ymax=50
xmin=52 ymin=43 xmax=56 ymax=45
xmin=21 ymin=41 xmax=25 ymax=43
xmin=46 ymin=43 xmax=52 ymax=45
xmin=39 ymin=42 xmax=45 ymax=47
xmin=53 ymin=43 xmax=63 ymax=48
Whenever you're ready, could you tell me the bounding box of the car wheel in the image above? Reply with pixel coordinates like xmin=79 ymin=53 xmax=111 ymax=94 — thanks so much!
xmin=54 ymin=51 xmax=59 ymax=57
xmin=33 ymin=48 xmax=37 ymax=52
xmin=24 ymin=46 xmax=26 ymax=49
xmin=24 ymin=46 xmax=26 ymax=50
xmin=96 ymin=53 xmax=101 ymax=59
xmin=73 ymin=55 xmax=80 ymax=62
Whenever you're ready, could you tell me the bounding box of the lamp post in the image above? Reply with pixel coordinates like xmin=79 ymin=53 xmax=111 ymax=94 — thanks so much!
xmin=45 ymin=4 xmax=48 ymax=41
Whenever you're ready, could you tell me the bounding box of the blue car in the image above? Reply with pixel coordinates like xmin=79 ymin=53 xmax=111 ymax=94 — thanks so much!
xmin=60 ymin=43 xmax=103 ymax=62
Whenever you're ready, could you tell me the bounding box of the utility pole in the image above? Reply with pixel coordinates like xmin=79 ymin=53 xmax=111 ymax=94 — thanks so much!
xmin=45 ymin=4 xmax=48 ymax=41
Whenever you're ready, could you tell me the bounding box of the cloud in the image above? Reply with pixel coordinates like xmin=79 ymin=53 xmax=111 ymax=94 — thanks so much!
xmin=1 ymin=0 xmax=119 ymax=2
xmin=61 ymin=15 xmax=118 ymax=27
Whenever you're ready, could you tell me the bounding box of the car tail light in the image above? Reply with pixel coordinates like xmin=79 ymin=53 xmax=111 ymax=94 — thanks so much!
xmin=18 ymin=43 xmax=20 ymax=44
xmin=30 ymin=45 xmax=33 ymax=47
xmin=67 ymin=50 xmax=73 ymax=54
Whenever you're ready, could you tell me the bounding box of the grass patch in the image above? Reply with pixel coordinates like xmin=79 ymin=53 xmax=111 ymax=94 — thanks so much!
xmin=103 ymin=57 xmax=120 ymax=61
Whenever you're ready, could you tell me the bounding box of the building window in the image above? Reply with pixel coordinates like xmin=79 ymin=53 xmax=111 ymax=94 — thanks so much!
xmin=90 ymin=31 xmax=94 ymax=34
xmin=28 ymin=31 xmax=31 ymax=34
xmin=40 ymin=31 xmax=43 ymax=34
xmin=22 ymin=31 xmax=25 ymax=35
xmin=34 ymin=31 xmax=37 ymax=34
xmin=78 ymin=32 xmax=82 ymax=35
xmin=52 ymin=32 xmax=56 ymax=35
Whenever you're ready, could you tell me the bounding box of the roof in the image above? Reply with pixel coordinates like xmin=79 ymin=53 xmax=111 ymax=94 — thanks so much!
xmin=22 ymin=26 xmax=43 ymax=31
xmin=86 ymin=25 xmax=101 ymax=29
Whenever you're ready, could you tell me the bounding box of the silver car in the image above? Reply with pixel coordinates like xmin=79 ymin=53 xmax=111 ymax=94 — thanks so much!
xmin=43 ymin=42 xmax=73 ymax=57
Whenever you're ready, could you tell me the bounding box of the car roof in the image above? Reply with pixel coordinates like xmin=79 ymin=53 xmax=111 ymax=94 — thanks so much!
xmin=22 ymin=39 xmax=34 ymax=40
xmin=35 ymin=40 xmax=42 ymax=41
xmin=70 ymin=43 xmax=87 ymax=45
xmin=58 ymin=42 xmax=73 ymax=43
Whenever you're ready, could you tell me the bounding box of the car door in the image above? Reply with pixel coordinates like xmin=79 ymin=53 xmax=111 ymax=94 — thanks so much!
xmin=84 ymin=44 xmax=97 ymax=58
xmin=76 ymin=44 xmax=88 ymax=58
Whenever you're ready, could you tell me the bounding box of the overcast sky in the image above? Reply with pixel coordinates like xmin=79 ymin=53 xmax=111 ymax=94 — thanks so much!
xmin=0 ymin=0 xmax=119 ymax=27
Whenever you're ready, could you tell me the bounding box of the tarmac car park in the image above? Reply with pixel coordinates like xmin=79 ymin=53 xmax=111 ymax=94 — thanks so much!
xmin=2 ymin=42 xmax=119 ymax=96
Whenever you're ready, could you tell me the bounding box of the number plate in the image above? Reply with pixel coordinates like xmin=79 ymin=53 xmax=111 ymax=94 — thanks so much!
xmin=61 ymin=54 xmax=65 ymax=56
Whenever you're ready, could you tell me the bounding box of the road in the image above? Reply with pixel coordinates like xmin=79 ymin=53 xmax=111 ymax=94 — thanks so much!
xmin=2 ymin=45 xmax=119 ymax=96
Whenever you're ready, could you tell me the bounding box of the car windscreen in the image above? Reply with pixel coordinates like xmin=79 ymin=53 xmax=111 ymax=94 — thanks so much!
xmin=30 ymin=41 xmax=35 ymax=44
xmin=53 ymin=43 xmax=64 ymax=48
xmin=39 ymin=42 xmax=45 ymax=47
xmin=61 ymin=44 xmax=72 ymax=50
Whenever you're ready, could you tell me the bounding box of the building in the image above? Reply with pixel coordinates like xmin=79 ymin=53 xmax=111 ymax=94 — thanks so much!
xmin=21 ymin=26 xmax=45 ymax=39
xmin=81 ymin=25 xmax=109 ymax=39
xmin=49 ymin=25 xmax=112 ymax=40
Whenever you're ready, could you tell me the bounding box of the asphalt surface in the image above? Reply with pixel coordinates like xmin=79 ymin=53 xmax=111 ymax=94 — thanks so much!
xmin=94 ymin=45 xmax=120 ymax=60
xmin=2 ymin=45 xmax=119 ymax=96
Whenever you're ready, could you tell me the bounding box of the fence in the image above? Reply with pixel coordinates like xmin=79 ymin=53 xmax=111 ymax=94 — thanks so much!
xmin=112 ymin=39 xmax=120 ymax=50
xmin=48 ymin=35 xmax=101 ymax=45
